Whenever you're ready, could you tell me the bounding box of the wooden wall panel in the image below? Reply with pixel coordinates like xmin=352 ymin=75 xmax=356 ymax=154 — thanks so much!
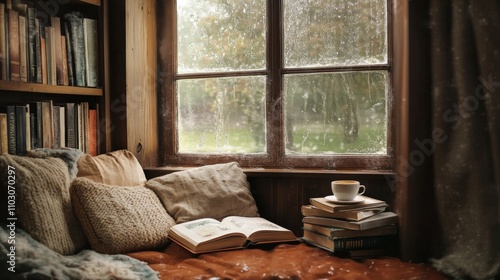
xmin=146 ymin=168 xmax=396 ymax=238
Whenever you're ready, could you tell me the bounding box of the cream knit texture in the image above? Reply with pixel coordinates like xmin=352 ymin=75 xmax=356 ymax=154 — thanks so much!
xmin=71 ymin=177 xmax=176 ymax=254
xmin=0 ymin=155 xmax=88 ymax=255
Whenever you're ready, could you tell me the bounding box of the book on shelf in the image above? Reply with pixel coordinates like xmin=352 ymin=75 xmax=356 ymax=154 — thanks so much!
xmin=309 ymin=196 xmax=388 ymax=213
xmin=0 ymin=101 xmax=97 ymax=154
xmin=52 ymin=105 xmax=60 ymax=148
xmin=168 ymin=216 xmax=298 ymax=254
xmin=0 ymin=113 xmax=7 ymax=154
xmin=301 ymin=205 xmax=386 ymax=221
xmin=83 ymin=18 xmax=98 ymax=87
xmin=19 ymin=14 xmax=27 ymax=82
xmin=302 ymin=211 xmax=398 ymax=231
xmin=50 ymin=16 xmax=63 ymax=85
xmin=302 ymin=229 xmax=396 ymax=253
xmin=41 ymin=100 xmax=54 ymax=148
xmin=0 ymin=3 xmax=6 ymax=80
xmin=64 ymin=11 xmax=86 ymax=87
xmin=302 ymin=223 xmax=397 ymax=239
xmin=6 ymin=106 xmax=16 ymax=154
xmin=7 ymin=8 xmax=20 ymax=81
xmin=27 ymin=6 xmax=37 ymax=83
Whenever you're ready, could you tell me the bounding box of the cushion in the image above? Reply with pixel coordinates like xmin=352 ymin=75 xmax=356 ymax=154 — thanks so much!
xmin=145 ymin=162 xmax=259 ymax=223
xmin=0 ymin=155 xmax=87 ymax=255
xmin=26 ymin=147 xmax=83 ymax=179
xmin=70 ymin=177 xmax=176 ymax=254
xmin=76 ymin=149 xmax=146 ymax=186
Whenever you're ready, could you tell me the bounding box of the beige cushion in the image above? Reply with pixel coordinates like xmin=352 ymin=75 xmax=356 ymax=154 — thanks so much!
xmin=145 ymin=162 xmax=259 ymax=223
xmin=70 ymin=177 xmax=176 ymax=254
xmin=0 ymin=155 xmax=87 ymax=255
xmin=76 ymin=149 xmax=146 ymax=186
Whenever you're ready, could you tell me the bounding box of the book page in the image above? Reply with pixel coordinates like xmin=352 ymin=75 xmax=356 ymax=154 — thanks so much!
xmin=221 ymin=216 xmax=291 ymax=239
xmin=171 ymin=218 xmax=245 ymax=245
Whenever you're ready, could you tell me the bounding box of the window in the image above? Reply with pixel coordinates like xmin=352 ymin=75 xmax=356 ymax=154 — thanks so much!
xmin=159 ymin=0 xmax=392 ymax=169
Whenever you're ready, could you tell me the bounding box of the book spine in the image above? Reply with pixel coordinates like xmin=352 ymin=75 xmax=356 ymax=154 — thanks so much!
xmin=0 ymin=113 xmax=7 ymax=154
xmin=15 ymin=105 xmax=26 ymax=155
xmin=333 ymin=235 xmax=395 ymax=251
xmin=33 ymin=102 xmax=42 ymax=149
xmin=0 ymin=4 xmax=6 ymax=80
xmin=59 ymin=106 xmax=65 ymax=147
xmin=8 ymin=9 xmax=20 ymax=81
xmin=65 ymin=103 xmax=75 ymax=148
xmin=39 ymin=22 xmax=47 ymax=84
xmin=64 ymin=12 xmax=86 ymax=87
xmin=34 ymin=18 xmax=42 ymax=83
xmin=89 ymin=108 xmax=97 ymax=155
xmin=50 ymin=16 xmax=63 ymax=85
xmin=83 ymin=18 xmax=98 ymax=87
xmin=27 ymin=7 xmax=37 ymax=82
xmin=6 ymin=106 xmax=16 ymax=154
xmin=41 ymin=100 xmax=53 ymax=148
xmin=19 ymin=15 xmax=27 ymax=82
xmin=52 ymin=105 xmax=60 ymax=148
xmin=63 ymin=22 xmax=74 ymax=86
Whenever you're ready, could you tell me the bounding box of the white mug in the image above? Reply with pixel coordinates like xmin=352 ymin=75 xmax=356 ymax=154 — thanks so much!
xmin=331 ymin=180 xmax=366 ymax=201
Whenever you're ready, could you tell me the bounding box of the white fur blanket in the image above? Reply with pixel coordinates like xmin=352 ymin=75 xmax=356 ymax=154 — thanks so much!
xmin=0 ymin=227 xmax=159 ymax=280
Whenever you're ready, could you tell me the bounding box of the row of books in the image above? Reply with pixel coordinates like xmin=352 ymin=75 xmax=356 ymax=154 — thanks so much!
xmin=0 ymin=101 xmax=98 ymax=156
xmin=301 ymin=195 xmax=399 ymax=259
xmin=0 ymin=1 xmax=98 ymax=87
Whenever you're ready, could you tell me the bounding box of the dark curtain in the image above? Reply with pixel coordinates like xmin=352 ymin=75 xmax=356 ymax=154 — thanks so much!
xmin=429 ymin=0 xmax=500 ymax=279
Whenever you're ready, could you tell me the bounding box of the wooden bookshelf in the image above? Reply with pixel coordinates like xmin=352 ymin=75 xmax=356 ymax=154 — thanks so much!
xmin=0 ymin=80 xmax=102 ymax=96
xmin=0 ymin=0 xmax=109 ymax=154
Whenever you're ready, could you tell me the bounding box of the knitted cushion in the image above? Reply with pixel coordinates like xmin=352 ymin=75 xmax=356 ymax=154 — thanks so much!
xmin=0 ymin=155 xmax=87 ymax=255
xmin=70 ymin=177 xmax=176 ymax=254
xmin=76 ymin=149 xmax=147 ymax=186
xmin=145 ymin=162 xmax=259 ymax=223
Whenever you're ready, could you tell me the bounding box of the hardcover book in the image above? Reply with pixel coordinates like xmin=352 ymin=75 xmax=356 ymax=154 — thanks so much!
xmin=302 ymin=229 xmax=396 ymax=253
xmin=309 ymin=196 xmax=388 ymax=213
xmin=64 ymin=12 xmax=86 ymax=87
xmin=302 ymin=223 xmax=397 ymax=239
xmin=0 ymin=4 xmax=7 ymax=80
xmin=8 ymin=9 xmax=20 ymax=81
xmin=168 ymin=216 xmax=298 ymax=254
xmin=302 ymin=212 xmax=398 ymax=231
xmin=83 ymin=18 xmax=98 ymax=87
xmin=0 ymin=113 xmax=7 ymax=154
xmin=301 ymin=205 xmax=386 ymax=221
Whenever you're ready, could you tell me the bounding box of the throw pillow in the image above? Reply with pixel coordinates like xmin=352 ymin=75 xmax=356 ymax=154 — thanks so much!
xmin=76 ymin=149 xmax=147 ymax=186
xmin=145 ymin=162 xmax=259 ymax=223
xmin=0 ymin=155 xmax=88 ymax=255
xmin=70 ymin=177 xmax=176 ymax=254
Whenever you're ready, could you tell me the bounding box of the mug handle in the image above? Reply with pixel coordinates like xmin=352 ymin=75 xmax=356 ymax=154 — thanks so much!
xmin=358 ymin=185 xmax=366 ymax=196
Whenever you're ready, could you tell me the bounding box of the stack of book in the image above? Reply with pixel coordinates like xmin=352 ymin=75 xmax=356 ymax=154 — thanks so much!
xmin=301 ymin=195 xmax=398 ymax=258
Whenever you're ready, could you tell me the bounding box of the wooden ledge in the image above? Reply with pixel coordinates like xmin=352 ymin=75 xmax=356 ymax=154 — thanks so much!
xmin=144 ymin=166 xmax=395 ymax=179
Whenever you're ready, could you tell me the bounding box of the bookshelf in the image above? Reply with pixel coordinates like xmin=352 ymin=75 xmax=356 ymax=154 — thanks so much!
xmin=0 ymin=0 xmax=109 ymax=155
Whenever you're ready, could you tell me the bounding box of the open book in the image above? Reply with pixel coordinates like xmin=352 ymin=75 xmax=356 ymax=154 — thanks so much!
xmin=168 ymin=216 xmax=298 ymax=254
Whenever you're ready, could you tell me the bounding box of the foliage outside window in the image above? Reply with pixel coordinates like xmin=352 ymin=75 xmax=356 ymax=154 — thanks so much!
xmin=160 ymin=0 xmax=392 ymax=169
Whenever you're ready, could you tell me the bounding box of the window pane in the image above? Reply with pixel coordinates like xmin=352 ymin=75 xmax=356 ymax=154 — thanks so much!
xmin=177 ymin=0 xmax=267 ymax=73
xmin=284 ymin=71 xmax=388 ymax=155
xmin=283 ymin=0 xmax=387 ymax=68
xmin=177 ymin=76 xmax=266 ymax=153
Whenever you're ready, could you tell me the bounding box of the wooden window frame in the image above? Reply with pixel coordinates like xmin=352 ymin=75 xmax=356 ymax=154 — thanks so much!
xmin=157 ymin=0 xmax=394 ymax=170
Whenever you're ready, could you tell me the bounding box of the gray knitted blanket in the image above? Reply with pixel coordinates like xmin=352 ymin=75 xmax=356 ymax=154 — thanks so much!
xmin=0 ymin=227 xmax=159 ymax=280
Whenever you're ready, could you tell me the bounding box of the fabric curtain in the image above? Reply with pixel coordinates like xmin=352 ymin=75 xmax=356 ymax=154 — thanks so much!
xmin=429 ymin=0 xmax=500 ymax=279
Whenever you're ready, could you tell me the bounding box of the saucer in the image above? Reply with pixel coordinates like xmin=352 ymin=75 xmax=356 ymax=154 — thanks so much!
xmin=324 ymin=195 xmax=365 ymax=204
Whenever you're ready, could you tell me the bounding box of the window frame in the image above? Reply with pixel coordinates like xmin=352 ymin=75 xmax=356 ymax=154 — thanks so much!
xmin=158 ymin=0 xmax=394 ymax=170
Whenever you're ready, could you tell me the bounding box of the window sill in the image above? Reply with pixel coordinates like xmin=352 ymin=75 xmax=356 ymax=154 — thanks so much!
xmin=144 ymin=166 xmax=395 ymax=179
